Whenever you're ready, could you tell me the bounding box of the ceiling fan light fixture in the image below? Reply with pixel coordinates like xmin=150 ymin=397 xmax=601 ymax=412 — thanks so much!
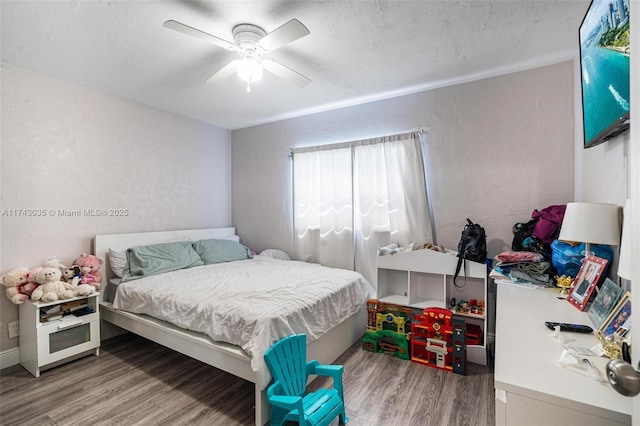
xmin=237 ymin=56 xmax=263 ymax=83
xmin=164 ymin=18 xmax=310 ymax=90
xmin=237 ymin=56 xmax=264 ymax=92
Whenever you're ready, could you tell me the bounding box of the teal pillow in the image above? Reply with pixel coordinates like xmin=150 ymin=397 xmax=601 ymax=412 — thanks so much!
xmin=121 ymin=241 xmax=203 ymax=281
xmin=192 ymin=239 xmax=252 ymax=264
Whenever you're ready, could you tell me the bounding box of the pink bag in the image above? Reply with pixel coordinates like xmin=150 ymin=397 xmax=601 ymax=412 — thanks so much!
xmin=531 ymin=205 xmax=566 ymax=244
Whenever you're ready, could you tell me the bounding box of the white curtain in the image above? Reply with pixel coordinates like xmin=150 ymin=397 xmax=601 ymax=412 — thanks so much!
xmin=354 ymin=134 xmax=432 ymax=286
xmin=293 ymin=131 xmax=432 ymax=286
xmin=293 ymin=147 xmax=354 ymax=270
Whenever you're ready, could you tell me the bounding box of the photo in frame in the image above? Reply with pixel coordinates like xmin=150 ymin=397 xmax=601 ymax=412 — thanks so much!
xmin=587 ymin=278 xmax=624 ymax=329
xmin=567 ymin=254 xmax=608 ymax=311
xmin=598 ymin=292 xmax=631 ymax=338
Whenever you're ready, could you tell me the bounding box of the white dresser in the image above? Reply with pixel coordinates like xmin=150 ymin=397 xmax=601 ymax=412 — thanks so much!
xmin=494 ymin=284 xmax=632 ymax=425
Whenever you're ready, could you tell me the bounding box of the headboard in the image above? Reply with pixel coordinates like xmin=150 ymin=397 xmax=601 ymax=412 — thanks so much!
xmin=93 ymin=227 xmax=236 ymax=303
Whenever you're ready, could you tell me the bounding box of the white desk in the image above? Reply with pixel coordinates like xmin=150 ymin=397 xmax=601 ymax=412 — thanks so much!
xmin=494 ymin=284 xmax=632 ymax=425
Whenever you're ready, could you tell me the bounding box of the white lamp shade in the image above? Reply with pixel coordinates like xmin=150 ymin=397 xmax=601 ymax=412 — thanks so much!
xmin=617 ymin=199 xmax=632 ymax=279
xmin=558 ymin=202 xmax=620 ymax=246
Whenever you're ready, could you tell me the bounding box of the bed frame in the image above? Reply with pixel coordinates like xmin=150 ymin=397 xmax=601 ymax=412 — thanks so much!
xmin=93 ymin=227 xmax=366 ymax=426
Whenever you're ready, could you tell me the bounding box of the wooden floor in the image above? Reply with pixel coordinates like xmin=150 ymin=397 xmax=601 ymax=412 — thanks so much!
xmin=0 ymin=334 xmax=495 ymax=425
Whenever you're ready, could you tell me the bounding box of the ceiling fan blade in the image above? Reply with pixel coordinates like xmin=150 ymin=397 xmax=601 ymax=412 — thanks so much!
xmin=262 ymin=59 xmax=311 ymax=88
xmin=164 ymin=20 xmax=236 ymax=50
xmin=258 ymin=19 xmax=310 ymax=52
xmin=206 ymin=60 xmax=240 ymax=83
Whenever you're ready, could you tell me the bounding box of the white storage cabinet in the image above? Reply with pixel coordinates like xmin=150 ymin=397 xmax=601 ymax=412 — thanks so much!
xmin=376 ymin=249 xmax=488 ymax=365
xmin=19 ymin=293 xmax=100 ymax=377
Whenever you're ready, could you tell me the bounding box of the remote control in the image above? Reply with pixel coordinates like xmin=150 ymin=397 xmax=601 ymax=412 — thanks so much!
xmin=544 ymin=322 xmax=593 ymax=333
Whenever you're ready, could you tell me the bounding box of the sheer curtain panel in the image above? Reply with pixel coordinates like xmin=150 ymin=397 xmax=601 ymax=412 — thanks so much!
xmin=292 ymin=131 xmax=432 ymax=286
xmin=293 ymin=147 xmax=354 ymax=270
xmin=354 ymin=134 xmax=432 ymax=286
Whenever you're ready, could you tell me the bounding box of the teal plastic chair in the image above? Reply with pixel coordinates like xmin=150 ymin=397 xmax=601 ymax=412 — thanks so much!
xmin=264 ymin=334 xmax=348 ymax=426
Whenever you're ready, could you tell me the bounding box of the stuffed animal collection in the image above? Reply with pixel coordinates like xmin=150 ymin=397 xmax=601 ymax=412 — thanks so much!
xmin=1 ymin=254 xmax=103 ymax=304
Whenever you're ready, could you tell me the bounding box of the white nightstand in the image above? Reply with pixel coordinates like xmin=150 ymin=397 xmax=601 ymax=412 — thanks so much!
xmin=19 ymin=292 xmax=100 ymax=377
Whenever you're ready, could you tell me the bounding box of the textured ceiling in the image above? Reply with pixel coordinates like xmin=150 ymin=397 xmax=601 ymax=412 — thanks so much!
xmin=1 ymin=1 xmax=587 ymax=130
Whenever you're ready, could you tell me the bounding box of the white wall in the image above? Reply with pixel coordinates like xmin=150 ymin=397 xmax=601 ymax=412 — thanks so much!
xmin=577 ymin=122 xmax=629 ymax=204
xmin=0 ymin=64 xmax=232 ymax=351
xmin=232 ymin=61 xmax=576 ymax=259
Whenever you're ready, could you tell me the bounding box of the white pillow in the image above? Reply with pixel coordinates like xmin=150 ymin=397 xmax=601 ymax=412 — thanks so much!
xmin=260 ymin=249 xmax=291 ymax=260
xmin=108 ymin=249 xmax=127 ymax=277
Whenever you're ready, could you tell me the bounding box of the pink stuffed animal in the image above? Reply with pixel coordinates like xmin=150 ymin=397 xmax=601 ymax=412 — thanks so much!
xmin=73 ymin=254 xmax=103 ymax=291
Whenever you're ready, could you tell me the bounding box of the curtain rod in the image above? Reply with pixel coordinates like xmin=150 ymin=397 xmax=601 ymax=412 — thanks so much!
xmin=288 ymin=128 xmax=429 ymax=157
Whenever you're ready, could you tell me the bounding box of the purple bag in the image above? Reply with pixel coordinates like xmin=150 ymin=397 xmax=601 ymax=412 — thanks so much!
xmin=531 ymin=204 xmax=566 ymax=245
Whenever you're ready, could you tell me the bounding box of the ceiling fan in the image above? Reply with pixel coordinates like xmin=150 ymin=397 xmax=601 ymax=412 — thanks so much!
xmin=163 ymin=18 xmax=311 ymax=92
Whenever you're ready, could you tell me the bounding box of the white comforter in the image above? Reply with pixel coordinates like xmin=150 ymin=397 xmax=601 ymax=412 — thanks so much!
xmin=113 ymin=255 xmax=374 ymax=388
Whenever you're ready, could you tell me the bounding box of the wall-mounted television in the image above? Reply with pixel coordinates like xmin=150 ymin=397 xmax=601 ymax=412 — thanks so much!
xmin=579 ymin=0 xmax=630 ymax=148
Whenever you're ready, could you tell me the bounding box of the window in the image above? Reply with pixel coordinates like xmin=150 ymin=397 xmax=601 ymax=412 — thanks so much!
xmin=292 ymin=131 xmax=433 ymax=285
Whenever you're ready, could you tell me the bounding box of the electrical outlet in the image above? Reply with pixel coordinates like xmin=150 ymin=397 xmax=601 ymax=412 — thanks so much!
xmin=8 ymin=321 xmax=19 ymax=339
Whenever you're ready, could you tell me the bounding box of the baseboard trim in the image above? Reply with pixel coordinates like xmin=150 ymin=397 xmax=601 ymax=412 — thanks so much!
xmin=0 ymin=347 xmax=20 ymax=370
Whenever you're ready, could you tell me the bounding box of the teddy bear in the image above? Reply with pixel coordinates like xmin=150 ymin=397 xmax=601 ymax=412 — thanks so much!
xmin=62 ymin=265 xmax=96 ymax=297
xmin=73 ymin=254 xmax=103 ymax=290
xmin=42 ymin=257 xmax=68 ymax=272
xmin=30 ymin=267 xmax=75 ymax=303
xmin=26 ymin=266 xmax=43 ymax=286
xmin=2 ymin=267 xmax=36 ymax=304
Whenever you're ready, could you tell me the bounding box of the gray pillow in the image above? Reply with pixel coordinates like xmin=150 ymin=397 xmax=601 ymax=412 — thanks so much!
xmin=192 ymin=239 xmax=252 ymax=264
xmin=121 ymin=241 xmax=204 ymax=282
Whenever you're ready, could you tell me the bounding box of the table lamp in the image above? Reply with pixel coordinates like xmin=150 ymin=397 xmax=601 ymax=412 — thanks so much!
xmin=558 ymin=202 xmax=620 ymax=255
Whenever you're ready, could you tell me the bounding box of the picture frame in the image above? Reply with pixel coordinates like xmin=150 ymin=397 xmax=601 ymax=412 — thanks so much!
xmin=598 ymin=292 xmax=632 ymax=338
xmin=587 ymin=278 xmax=624 ymax=329
xmin=567 ymin=254 xmax=608 ymax=311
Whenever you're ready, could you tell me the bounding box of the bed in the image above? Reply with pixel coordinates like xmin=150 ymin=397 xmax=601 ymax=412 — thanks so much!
xmin=94 ymin=227 xmax=373 ymax=426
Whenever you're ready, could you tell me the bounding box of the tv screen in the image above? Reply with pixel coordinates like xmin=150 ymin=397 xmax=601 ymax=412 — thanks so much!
xmin=579 ymin=0 xmax=630 ymax=148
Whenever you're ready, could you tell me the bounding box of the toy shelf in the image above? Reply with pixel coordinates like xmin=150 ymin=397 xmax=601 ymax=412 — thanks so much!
xmin=376 ymin=248 xmax=488 ymax=365
xmin=453 ymin=311 xmax=485 ymax=320
xmin=409 ymin=299 xmax=447 ymax=310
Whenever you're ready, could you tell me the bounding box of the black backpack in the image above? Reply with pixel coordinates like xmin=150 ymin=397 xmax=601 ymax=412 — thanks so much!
xmin=512 ymin=219 xmax=537 ymax=251
xmin=454 ymin=219 xmax=487 ymax=287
